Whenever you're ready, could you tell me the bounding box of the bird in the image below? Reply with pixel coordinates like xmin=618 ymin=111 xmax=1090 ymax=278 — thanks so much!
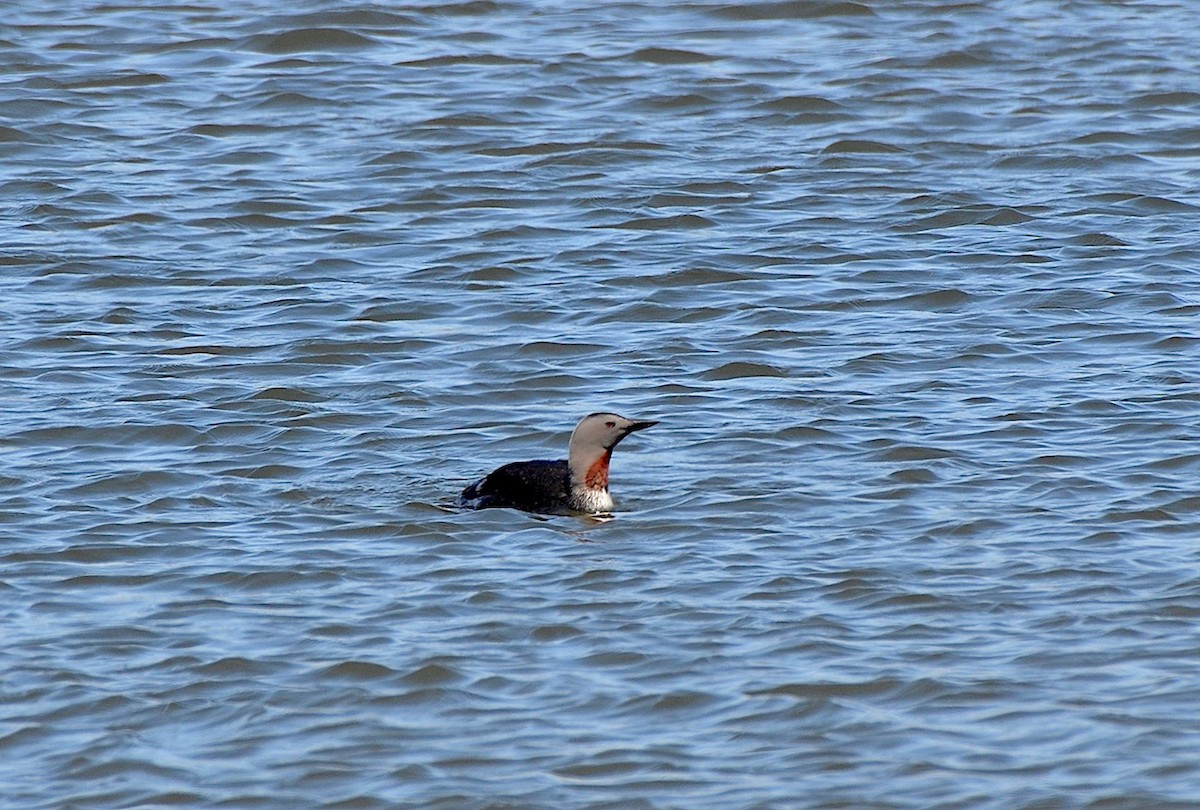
xmin=460 ymin=412 xmax=657 ymax=514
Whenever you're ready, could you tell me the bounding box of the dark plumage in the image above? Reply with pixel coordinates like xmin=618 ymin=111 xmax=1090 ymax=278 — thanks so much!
xmin=460 ymin=460 xmax=570 ymax=514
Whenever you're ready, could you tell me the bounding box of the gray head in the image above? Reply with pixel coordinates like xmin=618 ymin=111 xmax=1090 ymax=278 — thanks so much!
xmin=568 ymin=412 xmax=657 ymax=460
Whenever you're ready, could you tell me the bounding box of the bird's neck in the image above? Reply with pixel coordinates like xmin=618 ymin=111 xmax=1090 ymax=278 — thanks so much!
xmin=570 ymin=447 xmax=611 ymax=492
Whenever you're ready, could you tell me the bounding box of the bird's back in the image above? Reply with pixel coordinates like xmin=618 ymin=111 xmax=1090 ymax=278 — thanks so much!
xmin=460 ymin=459 xmax=571 ymax=513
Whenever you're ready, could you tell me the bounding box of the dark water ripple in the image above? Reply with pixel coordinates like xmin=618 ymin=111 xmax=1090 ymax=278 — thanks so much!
xmin=4 ymin=0 xmax=1200 ymax=807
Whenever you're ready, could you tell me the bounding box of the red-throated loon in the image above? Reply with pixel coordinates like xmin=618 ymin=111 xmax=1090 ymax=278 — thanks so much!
xmin=460 ymin=412 xmax=657 ymax=514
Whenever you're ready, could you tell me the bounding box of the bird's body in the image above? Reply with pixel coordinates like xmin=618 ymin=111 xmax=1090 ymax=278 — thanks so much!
xmin=460 ymin=413 xmax=656 ymax=514
xmin=461 ymin=459 xmax=574 ymax=513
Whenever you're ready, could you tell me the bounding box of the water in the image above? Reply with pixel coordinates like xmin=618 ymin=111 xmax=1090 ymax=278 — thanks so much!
xmin=3 ymin=1 xmax=1200 ymax=807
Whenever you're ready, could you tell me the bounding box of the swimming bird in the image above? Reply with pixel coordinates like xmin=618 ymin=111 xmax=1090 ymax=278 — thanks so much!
xmin=460 ymin=412 xmax=657 ymax=514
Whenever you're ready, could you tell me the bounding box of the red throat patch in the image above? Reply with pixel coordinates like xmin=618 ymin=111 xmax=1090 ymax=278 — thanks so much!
xmin=584 ymin=450 xmax=612 ymax=490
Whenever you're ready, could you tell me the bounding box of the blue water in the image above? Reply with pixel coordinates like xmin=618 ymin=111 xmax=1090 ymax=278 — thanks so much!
xmin=3 ymin=1 xmax=1200 ymax=807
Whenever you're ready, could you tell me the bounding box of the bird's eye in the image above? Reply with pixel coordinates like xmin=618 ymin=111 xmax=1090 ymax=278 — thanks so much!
xmin=605 ymin=421 xmax=616 ymax=428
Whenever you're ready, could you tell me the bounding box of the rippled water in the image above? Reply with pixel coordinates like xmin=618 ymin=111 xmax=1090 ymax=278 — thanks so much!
xmin=4 ymin=1 xmax=1200 ymax=807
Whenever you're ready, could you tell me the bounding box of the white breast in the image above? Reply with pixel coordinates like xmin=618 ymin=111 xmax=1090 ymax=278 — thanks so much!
xmin=571 ymin=487 xmax=614 ymax=513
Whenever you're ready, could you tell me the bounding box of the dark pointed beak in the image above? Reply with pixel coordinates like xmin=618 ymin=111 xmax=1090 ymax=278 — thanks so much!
xmin=624 ymin=419 xmax=658 ymax=433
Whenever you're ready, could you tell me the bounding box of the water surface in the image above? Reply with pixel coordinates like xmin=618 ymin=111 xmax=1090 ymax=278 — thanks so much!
xmin=3 ymin=1 xmax=1200 ymax=807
